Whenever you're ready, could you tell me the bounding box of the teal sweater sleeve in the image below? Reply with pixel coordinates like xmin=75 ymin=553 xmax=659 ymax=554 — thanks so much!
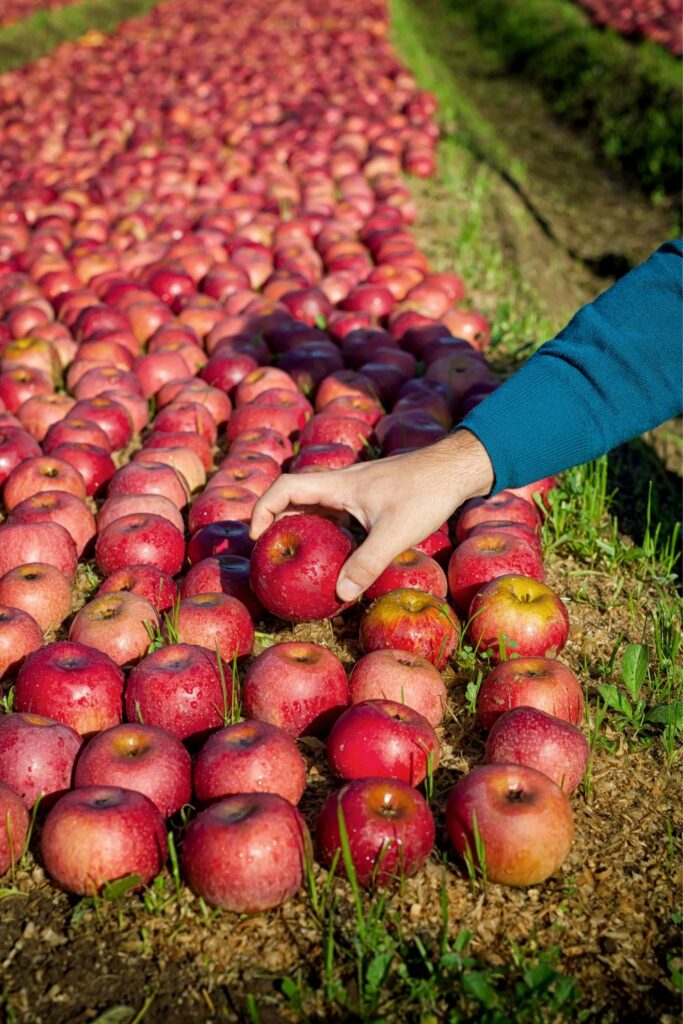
xmin=460 ymin=239 xmax=683 ymax=492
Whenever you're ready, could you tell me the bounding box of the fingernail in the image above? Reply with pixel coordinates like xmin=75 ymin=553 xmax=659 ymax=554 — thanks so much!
xmin=337 ymin=578 xmax=361 ymax=602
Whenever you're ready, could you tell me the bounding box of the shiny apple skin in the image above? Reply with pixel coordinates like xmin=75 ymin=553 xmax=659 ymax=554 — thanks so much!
xmin=365 ymin=548 xmax=448 ymax=601
xmin=485 ymin=706 xmax=589 ymax=794
xmin=250 ymin=513 xmax=353 ymax=622
xmin=468 ymin=575 xmax=570 ymax=662
xmin=16 ymin=640 xmax=124 ymax=736
xmin=477 ymin=657 xmax=584 ymax=729
xmin=0 ymin=713 xmax=82 ymax=807
xmin=172 ymin=593 xmax=254 ymax=662
xmin=69 ymin=592 xmax=159 ymax=667
xmin=0 ymin=520 xmax=78 ymax=581
xmin=180 ymin=555 xmax=262 ymax=620
xmin=316 ymin=778 xmax=435 ymax=886
xmin=125 ymin=643 xmax=229 ymax=742
xmin=97 ymin=564 xmax=178 ymax=613
xmin=41 ymin=786 xmax=167 ymax=895
xmin=348 ymin=649 xmax=447 ymax=727
xmin=0 ymin=562 xmax=72 ymax=632
xmin=74 ymin=723 xmax=192 ymax=817
xmin=193 ymin=720 xmax=306 ymax=805
xmin=0 ymin=781 xmax=29 ymax=876
xmin=186 ymin=520 xmax=254 ymax=563
xmin=242 ymin=641 xmax=348 ymax=737
xmin=360 ymin=588 xmax=459 ymax=671
xmin=181 ymin=793 xmax=309 ymax=912
xmin=95 ymin=512 xmax=186 ymax=577
xmin=327 ymin=700 xmax=439 ymax=786
xmin=0 ymin=604 xmax=44 ymax=679
xmin=455 ymin=491 xmax=541 ymax=543
xmin=445 ymin=764 xmax=574 ymax=886
xmin=447 ymin=533 xmax=545 ymax=613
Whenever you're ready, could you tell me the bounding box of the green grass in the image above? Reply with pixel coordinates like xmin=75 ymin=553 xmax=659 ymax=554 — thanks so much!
xmin=0 ymin=0 xmax=165 ymax=73
xmin=444 ymin=0 xmax=682 ymax=195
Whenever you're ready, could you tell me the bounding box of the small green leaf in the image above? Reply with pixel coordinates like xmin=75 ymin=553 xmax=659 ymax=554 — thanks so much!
xmin=366 ymin=952 xmax=392 ymax=990
xmin=102 ymin=874 xmax=141 ymax=901
xmin=598 ymin=683 xmax=634 ymax=718
xmin=645 ymin=701 xmax=683 ymax=727
xmin=622 ymin=643 xmax=649 ymax=699
xmin=462 ymin=970 xmax=497 ymax=1007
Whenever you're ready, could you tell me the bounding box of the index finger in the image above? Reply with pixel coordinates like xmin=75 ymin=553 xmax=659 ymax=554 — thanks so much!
xmin=249 ymin=470 xmax=352 ymax=539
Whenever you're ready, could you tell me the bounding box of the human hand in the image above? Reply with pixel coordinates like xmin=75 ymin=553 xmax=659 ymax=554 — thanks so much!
xmin=250 ymin=429 xmax=494 ymax=601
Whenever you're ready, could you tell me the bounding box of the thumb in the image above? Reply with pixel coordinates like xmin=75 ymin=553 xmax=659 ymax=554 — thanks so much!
xmin=336 ymin=521 xmax=406 ymax=602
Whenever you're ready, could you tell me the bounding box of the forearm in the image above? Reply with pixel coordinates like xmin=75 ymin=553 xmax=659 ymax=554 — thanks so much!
xmin=461 ymin=239 xmax=683 ymax=492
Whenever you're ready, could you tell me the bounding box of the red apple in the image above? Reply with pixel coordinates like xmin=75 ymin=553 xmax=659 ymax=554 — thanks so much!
xmin=47 ymin=442 xmax=116 ymax=497
xmin=0 ymin=563 xmax=72 ymax=632
xmin=455 ymin=491 xmax=541 ymax=543
xmin=15 ymin=641 xmax=124 ymax=736
xmin=188 ymin=485 xmax=257 ymax=531
xmin=172 ymin=593 xmax=254 ymax=662
xmin=242 ymin=641 xmax=348 ymax=736
xmin=445 ymin=764 xmax=574 ymax=885
xmin=69 ymin=592 xmax=159 ymax=667
xmin=97 ymin=565 xmax=178 ymax=614
xmin=0 ymin=781 xmax=29 ymax=876
xmin=194 ymin=720 xmax=307 ymax=805
xmin=447 ymin=533 xmax=545 ymax=613
xmin=477 ymin=657 xmax=584 ymax=729
xmin=485 ymin=706 xmax=589 ymax=794
xmin=107 ymin=462 xmax=190 ymax=510
xmin=327 ymin=699 xmax=439 ymax=786
xmin=10 ymin=491 xmax=96 ymax=559
xmin=0 ymin=604 xmax=43 ymax=679
xmin=348 ymin=649 xmax=447 ymax=727
xmin=468 ymin=575 xmax=570 ymax=662
xmin=181 ymin=793 xmax=309 ymax=911
xmin=95 ymin=513 xmax=185 ymax=578
xmin=41 ymin=786 xmax=166 ymax=894
xmin=98 ymin=493 xmax=184 ymax=535
xmin=365 ymin=548 xmax=447 ymax=601
xmin=187 ymin=520 xmax=254 ymax=563
xmin=360 ymin=589 xmax=459 ymax=671
xmin=74 ymin=724 xmax=192 ymax=817
xmin=250 ymin=513 xmax=353 ymax=622
xmin=180 ymin=555 xmax=262 ymax=620
xmin=316 ymin=778 xmax=435 ymax=886
xmin=3 ymin=455 xmax=87 ymax=511
xmin=125 ymin=644 xmax=229 ymax=741
xmin=0 ymin=713 xmax=82 ymax=807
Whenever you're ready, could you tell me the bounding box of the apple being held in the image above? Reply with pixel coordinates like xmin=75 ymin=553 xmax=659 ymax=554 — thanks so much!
xmin=0 ymin=713 xmax=82 ymax=808
xmin=485 ymin=706 xmax=589 ymax=795
xmin=249 ymin=513 xmax=353 ymax=622
xmin=125 ymin=643 xmax=230 ymax=742
xmin=360 ymin=589 xmax=459 ymax=671
xmin=327 ymin=700 xmax=439 ymax=787
xmin=40 ymin=786 xmax=167 ymax=895
xmin=468 ymin=575 xmax=570 ymax=662
xmin=445 ymin=764 xmax=574 ymax=886
xmin=0 ymin=782 xmax=29 ymax=876
xmin=73 ymin=723 xmax=192 ymax=817
xmin=193 ymin=720 xmax=307 ymax=805
xmin=477 ymin=657 xmax=584 ymax=729
xmin=242 ymin=641 xmax=349 ymax=737
xmin=181 ymin=793 xmax=309 ymax=912
xmin=316 ymin=777 xmax=435 ymax=886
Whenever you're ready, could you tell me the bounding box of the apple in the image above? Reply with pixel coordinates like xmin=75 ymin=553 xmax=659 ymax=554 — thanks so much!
xmin=41 ymin=786 xmax=166 ymax=895
xmin=187 ymin=520 xmax=254 ymax=563
xmin=445 ymin=764 xmax=574 ymax=886
xmin=74 ymin=723 xmax=192 ymax=817
xmin=47 ymin=442 xmax=116 ymax=498
xmin=143 ymin=430 xmax=214 ymax=472
xmin=180 ymin=555 xmax=262 ymax=620
xmin=455 ymin=491 xmax=541 ymax=543
xmin=172 ymin=593 xmax=254 ymax=662
xmin=447 ymin=533 xmax=545 ymax=613
xmin=10 ymin=490 xmax=96 ymax=559
xmin=107 ymin=462 xmax=190 ymax=510
xmin=0 ymin=563 xmax=72 ymax=632
xmin=250 ymin=513 xmax=353 ymax=622
xmin=0 ymin=428 xmax=42 ymax=485
xmin=0 ymin=781 xmax=29 ymax=876
xmin=288 ymin=443 xmax=358 ymax=471
xmin=188 ymin=485 xmax=258 ymax=531
xmin=316 ymin=778 xmax=435 ymax=886
xmin=0 ymin=713 xmax=82 ymax=807
xmin=2 ymin=454 xmax=87 ymax=511
xmin=242 ymin=641 xmax=348 ymax=736
xmin=468 ymin=575 xmax=570 ymax=662
xmin=125 ymin=643 xmax=230 ymax=741
xmin=68 ymin=397 xmax=133 ymax=451
xmin=0 ymin=604 xmax=43 ymax=679
xmin=360 ymin=589 xmax=459 ymax=671
xmin=234 ymin=366 xmax=298 ymax=406
xmin=15 ymin=640 xmax=124 ymax=736
xmin=465 ymin=520 xmax=542 ymax=553
xmin=98 ymin=493 xmax=184 ymax=535
xmin=43 ymin=416 xmax=112 ymax=453
xmin=133 ymin=446 xmax=206 ymax=493
xmin=348 ymin=649 xmax=447 ymax=727
xmin=193 ymin=720 xmax=307 ymax=805
xmin=97 ymin=565 xmax=178 ymax=614
xmin=365 ymin=548 xmax=447 ymax=601
xmin=508 ymin=476 xmax=557 ymax=510
xmin=327 ymin=699 xmax=439 ymax=786
xmin=95 ymin=513 xmax=186 ymax=577
xmin=485 ymin=706 xmax=589 ymax=795
xmin=229 ymin=428 xmax=293 ymax=465
xmin=181 ymin=793 xmax=309 ymax=912
xmin=477 ymin=657 xmax=584 ymax=729
xmin=219 ymin=450 xmax=280 ymax=483
xmin=152 ymin=400 xmax=218 ymax=445
xmin=69 ymin=592 xmax=159 ymax=667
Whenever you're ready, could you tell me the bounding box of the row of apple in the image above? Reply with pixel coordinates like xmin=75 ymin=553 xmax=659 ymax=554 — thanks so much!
xmin=573 ymin=0 xmax=682 ymax=55
xmin=0 ymin=0 xmax=588 ymax=907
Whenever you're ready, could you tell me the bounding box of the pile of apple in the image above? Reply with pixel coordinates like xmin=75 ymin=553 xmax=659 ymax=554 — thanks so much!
xmin=0 ymin=0 xmax=71 ymax=28
xmin=0 ymin=0 xmax=589 ymax=910
xmin=573 ymin=0 xmax=682 ymax=55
